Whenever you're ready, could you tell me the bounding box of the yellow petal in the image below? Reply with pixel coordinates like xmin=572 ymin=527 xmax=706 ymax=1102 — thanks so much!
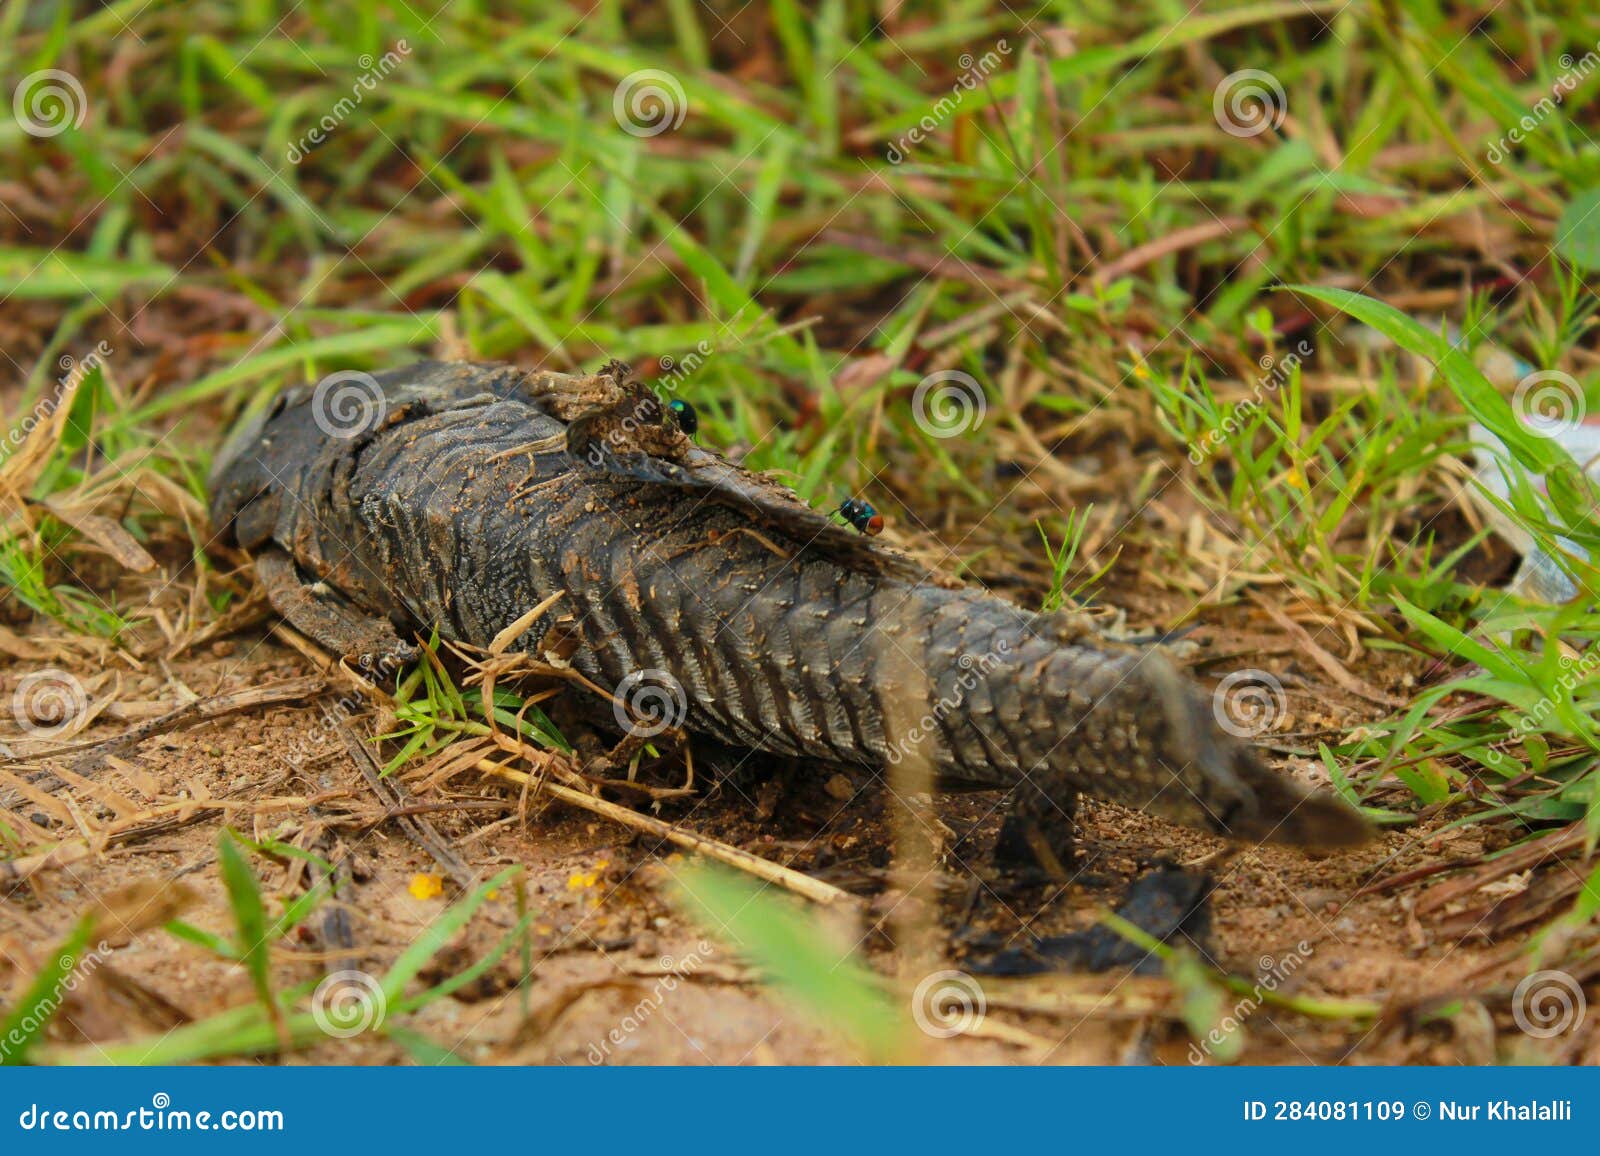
xmin=408 ymin=873 xmax=444 ymax=900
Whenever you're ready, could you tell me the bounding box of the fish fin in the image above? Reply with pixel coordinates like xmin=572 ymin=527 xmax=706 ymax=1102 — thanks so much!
xmin=1220 ymin=749 xmax=1375 ymax=848
xmin=563 ymin=383 xmax=933 ymax=582
xmin=254 ymin=549 xmax=417 ymax=676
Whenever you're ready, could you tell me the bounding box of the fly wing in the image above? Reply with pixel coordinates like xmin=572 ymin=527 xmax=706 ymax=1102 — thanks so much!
xmin=677 ymin=446 xmax=933 ymax=582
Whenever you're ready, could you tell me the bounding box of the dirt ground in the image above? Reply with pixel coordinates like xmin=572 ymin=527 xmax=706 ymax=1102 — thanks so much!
xmin=7 ymin=0 xmax=1600 ymax=1071
xmin=4 ymin=576 xmax=1596 ymax=1067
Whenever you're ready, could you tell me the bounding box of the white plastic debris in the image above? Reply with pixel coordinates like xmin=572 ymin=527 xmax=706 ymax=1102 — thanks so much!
xmin=1348 ymin=316 xmax=1593 ymax=604
xmin=1467 ymin=420 xmax=1599 ymax=604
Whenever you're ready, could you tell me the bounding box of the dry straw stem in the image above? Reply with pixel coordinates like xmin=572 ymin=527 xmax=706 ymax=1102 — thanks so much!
xmin=272 ymin=622 xmax=857 ymax=906
xmin=336 ymin=720 xmax=476 ymax=892
xmin=1 ymin=675 xmax=339 ymax=883
xmin=475 ymin=756 xmax=856 ymax=908
xmin=2 ymin=674 xmax=329 ymax=768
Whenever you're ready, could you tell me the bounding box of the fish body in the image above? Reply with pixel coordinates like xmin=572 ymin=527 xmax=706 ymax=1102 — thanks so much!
xmin=209 ymin=360 xmax=1370 ymax=854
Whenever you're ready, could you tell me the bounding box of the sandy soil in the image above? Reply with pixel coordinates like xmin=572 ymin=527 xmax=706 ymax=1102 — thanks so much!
xmin=3 ymin=596 xmax=1595 ymax=1066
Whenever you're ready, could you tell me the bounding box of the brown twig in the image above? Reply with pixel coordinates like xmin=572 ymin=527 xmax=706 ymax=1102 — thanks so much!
xmin=1 ymin=675 xmax=328 ymax=769
xmin=477 ymin=756 xmax=858 ymax=908
xmin=335 ymin=722 xmax=477 ymax=892
xmin=1249 ymin=594 xmax=1405 ymax=708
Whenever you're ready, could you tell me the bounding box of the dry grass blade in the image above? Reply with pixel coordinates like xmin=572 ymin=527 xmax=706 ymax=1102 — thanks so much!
xmin=477 ymin=757 xmax=857 ymax=908
xmin=2 ymin=675 xmax=328 ymax=769
xmin=335 ymin=721 xmax=476 ymax=892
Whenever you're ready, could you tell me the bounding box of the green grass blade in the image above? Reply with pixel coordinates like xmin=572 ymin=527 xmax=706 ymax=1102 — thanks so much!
xmin=670 ymin=863 xmax=903 ymax=1060
xmin=216 ymin=830 xmax=287 ymax=1045
xmin=0 ymin=914 xmax=97 ymax=1065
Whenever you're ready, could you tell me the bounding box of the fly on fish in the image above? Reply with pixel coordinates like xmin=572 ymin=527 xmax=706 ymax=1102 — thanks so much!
xmin=667 ymin=397 xmax=699 ymax=436
xmin=837 ymin=496 xmax=884 ymax=536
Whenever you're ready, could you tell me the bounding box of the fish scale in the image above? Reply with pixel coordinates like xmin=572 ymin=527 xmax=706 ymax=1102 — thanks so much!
xmin=209 ymin=360 xmax=1371 ymax=858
